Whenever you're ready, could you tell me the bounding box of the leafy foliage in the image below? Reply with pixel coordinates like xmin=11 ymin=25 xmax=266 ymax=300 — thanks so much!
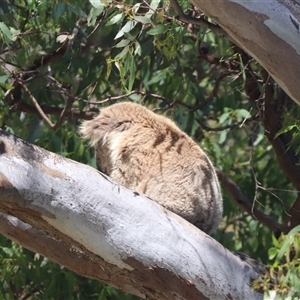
xmin=0 ymin=0 xmax=299 ymax=299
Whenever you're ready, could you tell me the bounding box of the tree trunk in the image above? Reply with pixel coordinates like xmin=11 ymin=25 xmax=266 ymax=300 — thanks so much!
xmin=191 ymin=0 xmax=300 ymax=105
xmin=0 ymin=129 xmax=262 ymax=300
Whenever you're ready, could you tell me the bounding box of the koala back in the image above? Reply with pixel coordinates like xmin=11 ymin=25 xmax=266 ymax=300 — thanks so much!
xmin=80 ymin=102 xmax=223 ymax=234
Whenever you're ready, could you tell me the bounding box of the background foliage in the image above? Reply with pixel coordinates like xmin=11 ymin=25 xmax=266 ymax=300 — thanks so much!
xmin=0 ymin=0 xmax=299 ymax=299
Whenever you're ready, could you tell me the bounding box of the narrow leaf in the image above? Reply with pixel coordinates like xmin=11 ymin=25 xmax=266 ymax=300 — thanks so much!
xmin=0 ymin=22 xmax=12 ymax=40
xmin=133 ymin=16 xmax=151 ymax=24
xmin=52 ymin=3 xmax=66 ymax=19
xmin=115 ymin=39 xmax=130 ymax=48
xmin=106 ymin=13 xmax=123 ymax=26
xmin=115 ymin=45 xmax=129 ymax=59
xmin=89 ymin=0 xmax=104 ymax=8
xmin=147 ymin=24 xmax=167 ymax=35
xmin=114 ymin=20 xmax=137 ymax=40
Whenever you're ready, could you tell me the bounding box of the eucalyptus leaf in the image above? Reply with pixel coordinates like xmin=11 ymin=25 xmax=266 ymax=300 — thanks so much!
xmin=147 ymin=24 xmax=167 ymax=35
xmin=106 ymin=13 xmax=123 ymax=26
xmin=0 ymin=22 xmax=12 ymax=41
xmin=116 ymin=39 xmax=131 ymax=48
xmin=89 ymin=0 xmax=104 ymax=8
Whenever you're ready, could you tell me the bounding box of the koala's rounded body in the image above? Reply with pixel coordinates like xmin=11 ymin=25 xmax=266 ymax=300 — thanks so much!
xmin=80 ymin=102 xmax=223 ymax=234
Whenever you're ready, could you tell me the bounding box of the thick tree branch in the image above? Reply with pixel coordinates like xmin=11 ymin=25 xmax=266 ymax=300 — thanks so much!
xmin=0 ymin=213 xmax=105 ymax=283
xmin=189 ymin=0 xmax=300 ymax=104
xmin=0 ymin=129 xmax=263 ymax=300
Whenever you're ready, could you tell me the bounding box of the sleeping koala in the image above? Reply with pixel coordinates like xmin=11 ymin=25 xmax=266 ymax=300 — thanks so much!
xmin=79 ymin=102 xmax=223 ymax=234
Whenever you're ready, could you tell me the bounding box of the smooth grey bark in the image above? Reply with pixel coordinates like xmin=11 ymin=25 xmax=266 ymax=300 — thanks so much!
xmin=190 ymin=0 xmax=300 ymax=104
xmin=0 ymin=129 xmax=263 ymax=300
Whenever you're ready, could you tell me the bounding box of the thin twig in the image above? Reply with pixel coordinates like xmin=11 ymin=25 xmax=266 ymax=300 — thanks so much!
xmin=17 ymin=79 xmax=55 ymax=128
xmin=84 ymin=90 xmax=196 ymax=110
xmin=192 ymin=72 xmax=231 ymax=111
xmin=11 ymin=101 xmax=96 ymax=120
xmin=216 ymin=169 xmax=282 ymax=236
xmin=18 ymin=80 xmax=73 ymax=129
xmin=197 ymin=116 xmax=258 ymax=132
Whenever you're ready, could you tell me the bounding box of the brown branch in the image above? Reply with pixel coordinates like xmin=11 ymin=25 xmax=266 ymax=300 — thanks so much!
xmin=193 ymin=72 xmax=232 ymax=110
xmin=17 ymin=80 xmax=59 ymax=129
xmin=241 ymin=60 xmax=300 ymax=233
xmin=169 ymin=0 xmax=229 ymax=38
xmin=197 ymin=116 xmax=258 ymax=132
xmin=11 ymin=101 xmax=96 ymax=120
xmin=198 ymin=46 xmax=239 ymax=71
xmin=4 ymin=10 xmax=109 ymax=107
xmin=85 ymin=90 xmax=195 ymax=110
xmin=216 ymin=169 xmax=282 ymax=236
xmin=4 ymin=38 xmax=69 ymax=106
xmin=260 ymin=71 xmax=300 ymax=188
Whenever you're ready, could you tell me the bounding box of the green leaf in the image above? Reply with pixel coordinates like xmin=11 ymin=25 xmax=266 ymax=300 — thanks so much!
xmin=115 ymin=45 xmax=129 ymax=59
xmin=145 ymin=0 xmax=161 ymax=17
xmin=147 ymin=24 xmax=168 ymax=35
xmin=132 ymin=3 xmax=141 ymax=14
xmin=0 ymin=22 xmax=12 ymax=41
xmin=274 ymin=124 xmax=298 ymax=139
xmin=114 ymin=20 xmax=137 ymax=40
xmin=0 ymin=75 xmax=9 ymax=83
xmin=89 ymin=0 xmax=104 ymax=8
xmin=67 ymin=5 xmax=86 ymax=17
xmin=277 ymin=236 xmax=292 ymax=261
xmin=115 ymin=39 xmax=130 ymax=48
xmin=134 ymin=41 xmax=141 ymax=56
xmin=126 ymin=55 xmax=136 ymax=91
xmin=288 ymin=224 xmax=300 ymax=235
xmin=235 ymin=108 xmax=251 ymax=120
xmin=121 ymin=20 xmax=137 ymax=33
xmin=9 ymin=27 xmax=19 ymax=42
xmin=133 ymin=16 xmax=151 ymax=24
xmin=150 ymin=0 xmax=161 ymax=10
xmin=219 ymin=112 xmax=230 ymax=124
xmin=218 ymin=130 xmax=228 ymax=144
xmin=268 ymin=247 xmax=278 ymax=260
xmin=0 ymin=83 xmax=13 ymax=90
xmin=106 ymin=13 xmax=123 ymax=26
xmin=87 ymin=6 xmax=105 ymax=26
xmin=52 ymin=3 xmax=66 ymax=19
xmin=2 ymin=247 xmax=14 ymax=257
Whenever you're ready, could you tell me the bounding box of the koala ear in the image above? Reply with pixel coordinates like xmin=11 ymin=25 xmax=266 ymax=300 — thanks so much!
xmin=79 ymin=111 xmax=132 ymax=146
xmin=79 ymin=119 xmax=102 ymax=147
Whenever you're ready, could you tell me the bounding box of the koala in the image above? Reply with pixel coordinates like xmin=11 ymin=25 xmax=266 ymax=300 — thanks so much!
xmin=80 ymin=102 xmax=223 ymax=234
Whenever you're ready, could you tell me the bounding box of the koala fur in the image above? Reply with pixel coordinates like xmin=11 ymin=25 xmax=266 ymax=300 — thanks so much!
xmin=80 ymin=102 xmax=223 ymax=234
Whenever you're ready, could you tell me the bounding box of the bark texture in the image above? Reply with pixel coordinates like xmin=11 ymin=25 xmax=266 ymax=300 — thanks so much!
xmin=0 ymin=129 xmax=263 ymax=300
xmin=191 ymin=0 xmax=300 ymax=104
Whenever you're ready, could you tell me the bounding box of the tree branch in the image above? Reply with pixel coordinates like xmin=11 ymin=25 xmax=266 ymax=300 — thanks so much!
xmin=0 ymin=129 xmax=263 ymax=300
xmin=241 ymin=63 xmax=300 ymax=233
xmin=196 ymin=116 xmax=258 ymax=132
xmin=189 ymin=0 xmax=300 ymax=104
xmin=169 ymin=0 xmax=229 ymax=38
xmin=0 ymin=213 xmax=104 ymax=283
xmin=11 ymin=101 xmax=96 ymax=120
xmin=216 ymin=169 xmax=282 ymax=236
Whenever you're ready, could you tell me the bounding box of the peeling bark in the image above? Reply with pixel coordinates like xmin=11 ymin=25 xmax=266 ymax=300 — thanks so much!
xmin=0 ymin=129 xmax=263 ymax=300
